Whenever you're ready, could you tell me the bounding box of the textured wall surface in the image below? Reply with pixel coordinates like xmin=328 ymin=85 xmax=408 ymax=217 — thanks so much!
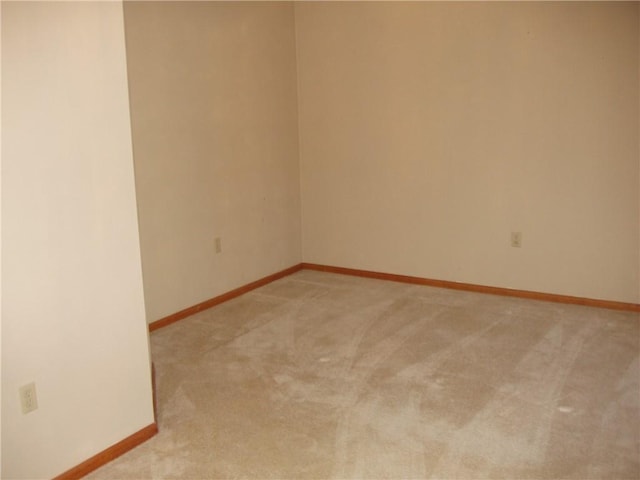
xmin=124 ymin=2 xmax=302 ymax=322
xmin=1 ymin=2 xmax=154 ymax=478
xmin=296 ymin=2 xmax=639 ymax=303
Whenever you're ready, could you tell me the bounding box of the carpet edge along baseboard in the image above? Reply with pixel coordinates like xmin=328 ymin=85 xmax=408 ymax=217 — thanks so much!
xmin=149 ymin=262 xmax=639 ymax=333
xmin=302 ymin=263 xmax=640 ymax=313
xmin=51 ymin=423 xmax=158 ymax=480
xmin=148 ymin=264 xmax=304 ymax=332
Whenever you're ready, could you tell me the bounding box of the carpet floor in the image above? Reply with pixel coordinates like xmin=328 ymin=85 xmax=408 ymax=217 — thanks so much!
xmin=87 ymin=270 xmax=639 ymax=479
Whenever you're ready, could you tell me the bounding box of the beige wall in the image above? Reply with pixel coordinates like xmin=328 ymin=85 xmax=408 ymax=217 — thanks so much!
xmin=0 ymin=3 xmax=637 ymax=477
xmin=1 ymin=2 xmax=154 ymax=478
xmin=124 ymin=1 xmax=302 ymax=322
xmin=296 ymin=2 xmax=640 ymax=304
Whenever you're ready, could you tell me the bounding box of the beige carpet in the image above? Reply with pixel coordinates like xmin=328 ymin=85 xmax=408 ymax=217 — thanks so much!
xmin=87 ymin=270 xmax=639 ymax=479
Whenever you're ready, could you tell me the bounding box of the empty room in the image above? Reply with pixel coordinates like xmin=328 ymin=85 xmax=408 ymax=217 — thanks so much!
xmin=2 ymin=1 xmax=639 ymax=479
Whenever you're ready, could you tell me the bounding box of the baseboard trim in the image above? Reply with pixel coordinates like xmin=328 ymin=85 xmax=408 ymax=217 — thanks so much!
xmin=301 ymin=263 xmax=640 ymax=313
xmin=148 ymin=262 xmax=638 ymax=333
xmin=52 ymin=423 xmax=158 ymax=480
xmin=149 ymin=264 xmax=304 ymax=332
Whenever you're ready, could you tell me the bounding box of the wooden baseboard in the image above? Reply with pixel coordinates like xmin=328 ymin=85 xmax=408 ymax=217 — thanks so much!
xmin=301 ymin=263 xmax=640 ymax=313
xmin=149 ymin=264 xmax=304 ymax=332
xmin=52 ymin=423 xmax=158 ymax=480
xmin=148 ymin=262 xmax=638 ymax=334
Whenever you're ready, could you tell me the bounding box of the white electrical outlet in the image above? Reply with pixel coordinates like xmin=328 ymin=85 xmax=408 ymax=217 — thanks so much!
xmin=214 ymin=237 xmax=222 ymax=254
xmin=19 ymin=382 xmax=38 ymax=414
xmin=511 ymin=232 xmax=522 ymax=248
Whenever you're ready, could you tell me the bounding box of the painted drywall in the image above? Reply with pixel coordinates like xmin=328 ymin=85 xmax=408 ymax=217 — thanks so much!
xmin=123 ymin=1 xmax=302 ymax=322
xmin=296 ymin=2 xmax=640 ymax=304
xmin=1 ymin=2 xmax=155 ymax=478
